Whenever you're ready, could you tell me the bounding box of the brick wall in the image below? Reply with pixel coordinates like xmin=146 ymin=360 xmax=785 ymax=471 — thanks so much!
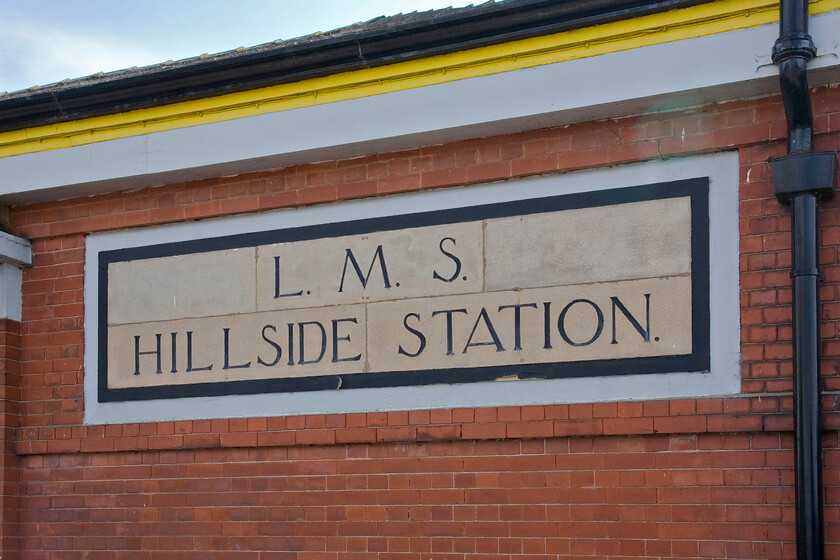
xmin=0 ymin=319 xmax=21 ymax=558
xmin=3 ymin=84 xmax=840 ymax=558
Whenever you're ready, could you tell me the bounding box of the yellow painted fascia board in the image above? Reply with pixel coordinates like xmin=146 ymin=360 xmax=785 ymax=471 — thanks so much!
xmin=1 ymin=0 xmax=837 ymax=159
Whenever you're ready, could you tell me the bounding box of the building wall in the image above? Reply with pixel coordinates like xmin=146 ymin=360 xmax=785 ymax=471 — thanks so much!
xmin=3 ymin=84 xmax=840 ymax=558
xmin=0 ymin=318 xmax=21 ymax=558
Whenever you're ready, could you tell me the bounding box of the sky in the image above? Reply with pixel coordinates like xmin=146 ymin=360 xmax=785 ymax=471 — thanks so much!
xmin=0 ymin=0 xmax=478 ymax=94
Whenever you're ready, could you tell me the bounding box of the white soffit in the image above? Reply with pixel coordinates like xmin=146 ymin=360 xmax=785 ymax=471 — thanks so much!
xmin=2 ymin=11 xmax=840 ymax=204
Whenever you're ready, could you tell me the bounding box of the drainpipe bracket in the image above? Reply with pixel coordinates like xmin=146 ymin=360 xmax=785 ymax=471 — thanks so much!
xmin=772 ymin=151 xmax=836 ymax=203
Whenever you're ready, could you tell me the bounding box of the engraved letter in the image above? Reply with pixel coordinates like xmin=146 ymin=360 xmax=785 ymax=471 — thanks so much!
xmin=186 ymin=331 xmax=213 ymax=372
xmin=170 ymin=332 xmax=178 ymax=373
xmin=433 ymin=237 xmax=462 ymax=283
xmin=557 ymin=299 xmax=604 ymax=347
xmin=610 ymin=294 xmax=651 ymax=344
xmin=463 ymin=307 xmax=504 ymax=353
xmin=398 ymin=313 xmax=426 ymax=358
xmin=498 ymin=303 xmax=537 ymax=351
xmin=287 ymin=323 xmax=295 ymax=366
xmin=223 ymin=328 xmax=251 ymax=370
xmin=431 ymin=308 xmax=468 ymax=355
xmin=257 ymin=325 xmax=283 ymax=367
xmin=274 ymin=255 xmax=304 ymax=299
xmin=332 ymin=318 xmax=362 ymax=363
xmin=134 ymin=334 xmax=163 ymax=375
xmin=543 ymin=302 xmax=552 ymax=349
xmin=338 ymin=245 xmax=392 ymax=292
xmin=298 ymin=321 xmax=327 ymax=365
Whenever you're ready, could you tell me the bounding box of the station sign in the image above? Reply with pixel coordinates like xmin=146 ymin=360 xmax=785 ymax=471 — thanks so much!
xmin=97 ymin=179 xmax=709 ymax=402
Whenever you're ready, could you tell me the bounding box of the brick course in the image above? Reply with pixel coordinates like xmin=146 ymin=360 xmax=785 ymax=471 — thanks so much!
xmin=2 ymin=84 xmax=840 ymax=557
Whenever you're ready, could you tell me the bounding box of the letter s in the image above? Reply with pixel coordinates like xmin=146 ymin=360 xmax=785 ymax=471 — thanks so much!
xmin=398 ymin=313 xmax=426 ymax=357
xmin=257 ymin=325 xmax=283 ymax=367
xmin=433 ymin=237 xmax=462 ymax=283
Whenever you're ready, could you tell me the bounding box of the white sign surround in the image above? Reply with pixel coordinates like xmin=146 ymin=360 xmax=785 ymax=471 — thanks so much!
xmin=84 ymin=154 xmax=740 ymax=424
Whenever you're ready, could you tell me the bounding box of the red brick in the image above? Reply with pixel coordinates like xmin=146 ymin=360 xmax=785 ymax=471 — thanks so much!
xmin=510 ymin=155 xmax=559 ymax=176
xmin=420 ymin=167 xmax=468 ymax=189
xmin=602 ymin=417 xmax=653 ymax=435
xmin=464 ymin=162 xmax=511 ymax=183
xmin=9 ymin=91 xmax=840 ymax=559
xmin=461 ymin=423 xmax=505 ymax=440
xmin=506 ymin=421 xmax=552 ymax=439
xmin=653 ymin=416 xmax=708 ymax=434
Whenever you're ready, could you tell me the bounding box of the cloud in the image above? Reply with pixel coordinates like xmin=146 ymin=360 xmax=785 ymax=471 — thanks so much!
xmin=0 ymin=0 xmax=478 ymax=94
xmin=0 ymin=19 xmax=166 ymax=92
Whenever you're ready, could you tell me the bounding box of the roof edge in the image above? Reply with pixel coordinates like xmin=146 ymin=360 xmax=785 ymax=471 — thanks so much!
xmin=0 ymin=0 xmax=706 ymax=132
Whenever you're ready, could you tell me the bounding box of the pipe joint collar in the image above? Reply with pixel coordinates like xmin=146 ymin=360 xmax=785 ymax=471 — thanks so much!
xmin=772 ymin=34 xmax=816 ymax=63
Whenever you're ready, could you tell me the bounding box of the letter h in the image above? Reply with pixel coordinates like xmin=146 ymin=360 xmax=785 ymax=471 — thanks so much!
xmin=134 ymin=334 xmax=163 ymax=375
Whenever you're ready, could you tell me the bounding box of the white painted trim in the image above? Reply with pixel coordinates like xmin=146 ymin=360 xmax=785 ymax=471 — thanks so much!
xmin=0 ymin=231 xmax=31 ymax=267
xmin=0 ymin=232 xmax=31 ymax=321
xmin=84 ymin=152 xmax=741 ymax=424
xmin=3 ymin=11 xmax=840 ymax=204
xmin=0 ymin=265 xmax=23 ymax=322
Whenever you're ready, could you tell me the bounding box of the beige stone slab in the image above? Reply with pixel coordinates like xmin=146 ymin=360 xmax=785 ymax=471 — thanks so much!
xmin=108 ymin=197 xmax=692 ymax=332
xmin=366 ymin=276 xmax=691 ymax=372
xmin=108 ymin=248 xmax=257 ymax=326
xmin=107 ymin=304 xmax=366 ymax=389
xmin=484 ymin=197 xmax=691 ymax=291
xmin=256 ymin=222 xmax=483 ymax=311
xmin=109 ymin=274 xmax=691 ymax=390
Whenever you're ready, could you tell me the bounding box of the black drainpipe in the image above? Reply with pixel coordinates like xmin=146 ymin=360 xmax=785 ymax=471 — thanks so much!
xmin=770 ymin=1 xmax=836 ymax=560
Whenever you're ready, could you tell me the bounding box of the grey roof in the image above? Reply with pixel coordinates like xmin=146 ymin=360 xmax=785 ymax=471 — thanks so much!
xmin=0 ymin=2 xmax=501 ymax=100
xmin=0 ymin=0 xmax=707 ymax=131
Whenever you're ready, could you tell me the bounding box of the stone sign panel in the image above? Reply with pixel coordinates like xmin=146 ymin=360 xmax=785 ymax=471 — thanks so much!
xmin=96 ymin=179 xmax=709 ymax=402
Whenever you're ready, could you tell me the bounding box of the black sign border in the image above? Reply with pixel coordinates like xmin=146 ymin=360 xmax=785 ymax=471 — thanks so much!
xmin=98 ymin=178 xmax=711 ymax=402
